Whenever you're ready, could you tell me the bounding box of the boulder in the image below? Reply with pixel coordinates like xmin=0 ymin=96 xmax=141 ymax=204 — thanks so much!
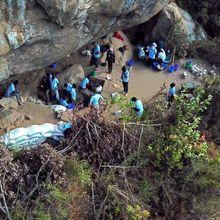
xmin=0 ymin=98 xmax=18 ymax=110
xmin=58 ymin=64 xmax=85 ymax=86
xmin=152 ymin=3 xmax=206 ymax=43
xmin=0 ymin=0 xmax=170 ymax=81
xmin=0 ymin=110 xmax=24 ymax=130
xmin=111 ymin=32 xmax=133 ymax=65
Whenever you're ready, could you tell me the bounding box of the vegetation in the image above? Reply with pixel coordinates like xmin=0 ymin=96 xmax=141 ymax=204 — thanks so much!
xmin=0 ymin=80 xmax=220 ymax=219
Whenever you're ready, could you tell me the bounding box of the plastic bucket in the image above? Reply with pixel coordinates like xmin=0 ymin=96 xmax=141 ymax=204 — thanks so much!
xmin=127 ymin=59 xmax=135 ymax=67
xmin=168 ymin=66 xmax=175 ymax=73
xmin=185 ymin=61 xmax=193 ymax=69
xmin=91 ymin=70 xmax=97 ymax=77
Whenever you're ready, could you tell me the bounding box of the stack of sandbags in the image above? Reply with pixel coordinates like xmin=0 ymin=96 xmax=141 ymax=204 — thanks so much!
xmin=0 ymin=122 xmax=72 ymax=150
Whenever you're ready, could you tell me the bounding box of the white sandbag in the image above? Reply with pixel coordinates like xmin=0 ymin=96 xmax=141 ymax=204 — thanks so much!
xmin=52 ymin=132 xmax=64 ymax=137
xmin=2 ymin=128 xmax=28 ymax=145
xmin=5 ymin=127 xmax=27 ymax=140
xmin=52 ymin=136 xmax=64 ymax=141
xmin=26 ymin=137 xmax=47 ymax=146
xmin=53 ymin=125 xmax=63 ymax=134
xmin=1 ymin=121 xmax=72 ymax=150
xmin=26 ymin=125 xmax=42 ymax=137
xmin=40 ymin=123 xmax=55 ymax=133
xmin=41 ymin=132 xmax=53 ymax=138
xmin=51 ymin=105 xmax=67 ymax=113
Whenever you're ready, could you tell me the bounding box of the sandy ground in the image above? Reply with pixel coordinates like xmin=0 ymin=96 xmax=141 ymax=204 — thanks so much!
xmin=17 ymin=102 xmax=59 ymax=127
xmin=0 ymin=52 xmax=211 ymax=135
xmin=99 ymin=60 xmax=197 ymax=101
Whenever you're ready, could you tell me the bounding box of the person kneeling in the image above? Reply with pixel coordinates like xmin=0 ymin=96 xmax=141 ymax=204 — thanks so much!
xmin=131 ymin=97 xmax=144 ymax=117
xmin=60 ymin=96 xmax=75 ymax=110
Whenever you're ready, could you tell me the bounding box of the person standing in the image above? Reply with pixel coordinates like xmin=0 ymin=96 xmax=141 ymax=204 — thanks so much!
xmin=147 ymin=42 xmax=157 ymax=67
xmin=157 ymin=48 xmax=166 ymax=68
xmin=40 ymin=75 xmax=51 ymax=104
xmin=51 ymin=73 xmax=60 ymax=101
xmin=63 ymin=83 xmax=72 ymax=97
xmin=5 ymin=80 xmax=23 ymax=105
xmin=130 ymin=97 xmax=144 ymax=117
xmin=121 ymin=66 xmax=130 ymax=96
xmin=69 ymin=83 xmax=77 ymax=103
xmin=168 ymin=82 xmax=176 ymax=108
xmin=105 ymin=45 xmax=115 ymax=74
xmin=80 ymin=76 xmax=90 ymax=90
xmin=91 ymin=43 xmax=101 ymax=68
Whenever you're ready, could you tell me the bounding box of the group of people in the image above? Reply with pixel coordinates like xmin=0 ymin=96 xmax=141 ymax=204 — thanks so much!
xmin=40 ymin=71 xmax=105 ymax=109
xmin=90 ymin=40 xmax=144 ymax=117
xmin=4 ymin=36 xmax=178 ymax=118
xmin=138 ymin=42 xmax=169 ymax=70
xmin=90 ymin=42 xmax=116 ymax=75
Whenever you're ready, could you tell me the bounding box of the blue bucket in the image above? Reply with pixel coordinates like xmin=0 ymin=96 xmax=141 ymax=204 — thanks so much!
xmin=68 ymin=104 xmax=76 ymax=110
xmin=51 ymin=63 xmax=57 ymax=69
xmin=168 ymin=66 xmax=175 ymax=73
xmin=127 ymin=59 xmax=135 ymax=67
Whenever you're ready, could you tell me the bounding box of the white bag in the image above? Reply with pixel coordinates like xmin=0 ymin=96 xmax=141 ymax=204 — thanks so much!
xmin=51 ymin=105 xmax=67 ymax=113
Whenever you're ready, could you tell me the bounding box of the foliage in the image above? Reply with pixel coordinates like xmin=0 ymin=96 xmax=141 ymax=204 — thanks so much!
xmin=127 ymin=205 xmax=150 ymax=220
xmin=109 ymin=93 xmax=135 ymax=122
xmin=32 ymin=184 xmax=70 ymax=220
xmin=65 ymin=159 xmax=92 ymax=187
xmin=148 ymin=89 xmax=212 ymax=170
xmin=2 ymin=83 xmax=220 ymax=220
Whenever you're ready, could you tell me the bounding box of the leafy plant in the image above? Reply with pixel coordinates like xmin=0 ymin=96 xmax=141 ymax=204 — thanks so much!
xmin=127 ymin=205 xmax=150 ymax=220
xmin=65 ymin=159 xmax=92 ymax=187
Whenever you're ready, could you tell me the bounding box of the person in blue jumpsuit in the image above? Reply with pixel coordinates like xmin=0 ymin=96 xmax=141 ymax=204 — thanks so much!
xmin=147 ymin=42 xmax=157 ymax=67
xmin=80 ymin=76 xmax=90 ymax=90
xmin=91 ymin=43 xmax=101 ymax=68
xmin=5 ymin=80 xmax=23 ymax=105
xmin=50 ymin=73 xmax=60 ymax=101
xmin=131 ymin=97 xmax=144 ymax=117
xmin=89 ymin=93 xmax=103 ymax=109
xmin=121 ymin=66 xmax=130 ymax=96
xmin=69 ymin=84 xmax=77 ymax=102
xmin=168 ymin=82 xmax=176 ymax=108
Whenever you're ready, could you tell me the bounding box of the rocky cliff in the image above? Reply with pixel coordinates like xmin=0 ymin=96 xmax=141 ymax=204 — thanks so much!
xmin=0 ymin=0 xmax=169 ymax=81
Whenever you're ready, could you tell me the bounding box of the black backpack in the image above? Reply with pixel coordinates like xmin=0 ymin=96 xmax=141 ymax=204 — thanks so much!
xmin=107 ymin=50 xmax=115 ymax=63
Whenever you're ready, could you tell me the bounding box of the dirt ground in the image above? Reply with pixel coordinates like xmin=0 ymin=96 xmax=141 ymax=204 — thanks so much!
xmin=0 ymin=49 xmax=212 ymax=135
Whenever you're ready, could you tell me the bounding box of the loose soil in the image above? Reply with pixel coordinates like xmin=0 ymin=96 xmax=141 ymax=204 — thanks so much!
xmin=0 ymin=52 xmax=212 ymax=135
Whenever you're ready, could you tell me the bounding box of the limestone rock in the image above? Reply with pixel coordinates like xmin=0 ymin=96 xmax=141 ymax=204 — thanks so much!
xmin=0 ymin=0 xmax=169 ymax=81
xmin=58 ymin=64 xmax=85 ymax=85
xmin=152 ymin=3 xmax=207 ymax=42
xmin=0 ymin=98 xmax=18 ymax=110
xmin=0 ymin=110 xmax=24 ymax=130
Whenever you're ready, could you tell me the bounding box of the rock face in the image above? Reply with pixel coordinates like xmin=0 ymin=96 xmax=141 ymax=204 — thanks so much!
xmin=152 ymin=3 xmax=206 ymax=43
xmin=58 ymin=64 xmax=85 ymax=86
xmin=0 ymin=0 xmax=170 ymax=82
xmin=0 ymin=98 xmax=18 ymax=110
xmin=0 ymin=110 xmax=25 ymax=130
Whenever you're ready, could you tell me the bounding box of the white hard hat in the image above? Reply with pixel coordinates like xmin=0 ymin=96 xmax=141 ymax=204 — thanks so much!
xmin=152 ymin=42 xmax=157 ymax=47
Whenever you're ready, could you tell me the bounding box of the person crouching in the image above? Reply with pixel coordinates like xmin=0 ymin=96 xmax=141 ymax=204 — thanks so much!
xmin=130 ymin=97 xmax=144 ymax=117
